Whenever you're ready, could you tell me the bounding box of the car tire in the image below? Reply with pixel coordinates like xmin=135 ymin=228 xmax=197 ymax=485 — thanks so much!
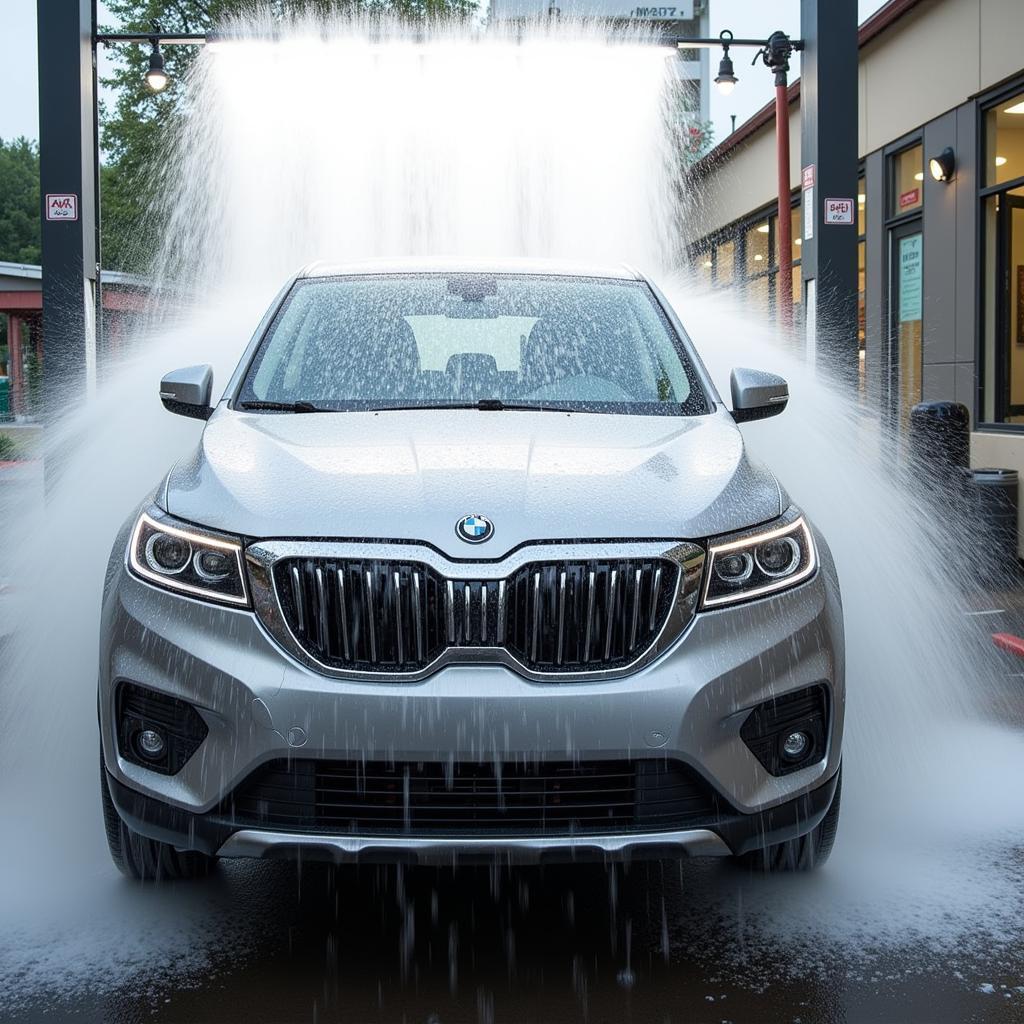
xmin=735 ymin=765 xmax=842 ymax=873
xmin=100 ymin=751 xmax=217 ymax=882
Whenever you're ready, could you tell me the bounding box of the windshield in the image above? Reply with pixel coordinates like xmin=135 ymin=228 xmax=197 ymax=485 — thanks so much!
xmin=237 ymin=274 xmax=709 ymax=415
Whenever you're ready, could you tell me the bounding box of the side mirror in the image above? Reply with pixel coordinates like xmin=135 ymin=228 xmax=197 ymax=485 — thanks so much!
xmin=729 ymin=367 xmax=789 ymax=423
xmin=159 ymin=364 xmax=214 ymax=421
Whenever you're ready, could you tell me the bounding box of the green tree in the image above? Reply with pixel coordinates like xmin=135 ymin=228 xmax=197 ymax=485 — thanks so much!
xmin=0 ymin=138 xmax=41 ymax=265
xmin=99 ymin=0 xmax=477 ymax=271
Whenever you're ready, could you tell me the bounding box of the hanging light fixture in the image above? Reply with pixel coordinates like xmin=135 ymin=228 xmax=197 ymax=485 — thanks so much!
xmin=715 ymin=30 xmax=738 ymax=96
xmin=145 ymin=39 xmax=168 ymax=92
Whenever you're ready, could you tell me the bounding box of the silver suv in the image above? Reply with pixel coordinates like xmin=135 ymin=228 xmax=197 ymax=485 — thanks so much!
xmin=99 ymin=260 xmax=843 ymax=880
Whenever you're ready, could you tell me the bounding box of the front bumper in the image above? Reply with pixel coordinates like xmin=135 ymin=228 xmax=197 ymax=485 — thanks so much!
xmin=103 ymin=764 xmax=840 ymax=864
xmin=98 ymin=528 xmax=844 ymax=861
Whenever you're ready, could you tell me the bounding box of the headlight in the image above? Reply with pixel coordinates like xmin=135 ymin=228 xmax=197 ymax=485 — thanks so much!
xmin=701 ymin=512 xmax=816 ymax=609
xmin=128 ymin=508 xmax=249 ymax=607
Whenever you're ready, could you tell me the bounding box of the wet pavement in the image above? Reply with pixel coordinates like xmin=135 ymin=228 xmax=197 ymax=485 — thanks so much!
xmin=4 ymin=849 xmax=1024 ymax=1024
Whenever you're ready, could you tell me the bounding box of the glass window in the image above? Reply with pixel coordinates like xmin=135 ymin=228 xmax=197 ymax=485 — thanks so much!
xmin=891 ymin=144 xmax=923 ymax=217
xmin=790 ymin=205 xmax=801 ymax=263
xmin=857 ymin=176 xmax=866 ymax=235
xmin=695 ymin=250 xmax=713 ymax=285
xmin=241 ymin=274 xmax=708 ymax=415
xmin=792 ymin=263 xmax=801 ymax=306
xmin=985 ymin=90 xmax=1024 ymax=188
xmin=982 ymin=186 xmax=1024 ymax=424
xmin=893 ymin=229 xmax=923 ymax=430
xmin=746 ymin=274 xmax=770 ymax=315
xmin=746 ymin=219 xmax=770 ymax=275
xmin=715 ymin=239 xmax=735 ymax=286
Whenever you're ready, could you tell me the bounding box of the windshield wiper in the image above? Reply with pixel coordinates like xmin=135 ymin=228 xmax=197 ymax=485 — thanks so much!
xmin=366 ymin=399 xmax=576 ymax=413
xmin=475 ymin=399 xmax=575 ymax=412
xmin=238 ymin=400 xmax=329 ymax=413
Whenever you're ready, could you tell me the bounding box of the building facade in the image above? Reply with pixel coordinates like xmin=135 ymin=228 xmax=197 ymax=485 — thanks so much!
xmin=688 ymin=0 xmax=1024 ymax=534
xmin=0 ymin=262 xmax=150 ymax=420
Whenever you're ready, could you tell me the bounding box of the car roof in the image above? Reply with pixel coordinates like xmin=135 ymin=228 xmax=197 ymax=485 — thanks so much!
xmin=297 ymin=257 xmax=643 ymax=281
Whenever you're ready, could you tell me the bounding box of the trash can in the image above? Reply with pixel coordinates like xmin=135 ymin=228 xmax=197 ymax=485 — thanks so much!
xmin=0 ymin=377 xmax=9 ymax=418
xmin=908 ymin=400 xmax=970 ymax=474
xmin=964 ymin=468 xmax=1020 ymax=576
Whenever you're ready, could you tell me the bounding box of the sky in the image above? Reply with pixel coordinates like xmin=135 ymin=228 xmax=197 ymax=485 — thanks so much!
xmin=2 ymin=0 xmax=888 ymax=148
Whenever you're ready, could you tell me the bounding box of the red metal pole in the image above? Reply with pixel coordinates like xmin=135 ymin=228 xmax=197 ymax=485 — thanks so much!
xmin=775 ymin=80 xmax=793 ymax=331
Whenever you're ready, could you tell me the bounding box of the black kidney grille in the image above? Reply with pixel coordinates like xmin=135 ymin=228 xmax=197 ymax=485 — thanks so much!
xmin=273 ymin=557 xmax=679 ymax=674
xmin=226 ymin=758 xmax=722 ymax=835
xmin=504 ymin=559 xmax=677 ymax=670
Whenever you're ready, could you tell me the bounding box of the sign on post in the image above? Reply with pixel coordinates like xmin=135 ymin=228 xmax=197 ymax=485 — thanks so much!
xmin=801 ymin=165 xmax=815 ymax=241
xmin=823 ymin=198 xmax=855 ymax=226
xmin=45 ymin=194 xmax=79 ymax=221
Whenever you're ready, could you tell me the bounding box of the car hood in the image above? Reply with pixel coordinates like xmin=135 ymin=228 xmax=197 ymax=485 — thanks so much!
xmin=164 ymin=408 xmax=783 ymax=557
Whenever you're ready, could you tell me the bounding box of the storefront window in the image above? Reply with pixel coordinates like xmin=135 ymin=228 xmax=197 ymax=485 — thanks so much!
xmin=890 ymin=144 xmax=923 ymax=217
xmin=892 ymin=227 xmax=923 ymax=430
xmin=982 ymin=186 xmax=1024 ymax=424
xmin=716 ymin=239 xmax=735 ymax=286
xmin=746 ymin=274 xmax=770 ymax=315
xmin=857 ymin=176 xmax=866 ymax=235
xmin=985 ymin=90 xmax=1024 ymax=188
xmin=696 ymin=250 xmax=713 ymax=285
xmin=745 ymin=220 xmax=770 ymax=274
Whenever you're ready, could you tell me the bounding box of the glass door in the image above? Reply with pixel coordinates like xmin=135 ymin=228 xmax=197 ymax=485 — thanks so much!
xmin=889 ymin=221 xmax=923 ymax=433
xmin=996 ymin=194 xmax=1024 ymax=422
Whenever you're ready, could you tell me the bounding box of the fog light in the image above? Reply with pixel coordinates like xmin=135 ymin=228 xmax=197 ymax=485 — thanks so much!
xmin=136 ymin=728 xmax=166 ymax=760
xmin=782 ymin=731 xmax=809 ymax=760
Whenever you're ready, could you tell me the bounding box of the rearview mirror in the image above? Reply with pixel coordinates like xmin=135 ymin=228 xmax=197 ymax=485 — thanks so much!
xmin=159 ymin=365 xmax=214 ymax=420
xmin=729 ymin=367 xmax=788 ymax=423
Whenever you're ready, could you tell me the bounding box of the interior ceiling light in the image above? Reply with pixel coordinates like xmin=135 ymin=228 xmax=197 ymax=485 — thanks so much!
xmin=857 ymin=193 xmax=866 ymax=204
xmin=1003 ymin=100 xmax=1024 ymax=114
xmin=995 ymin=155 xmax=1008 ymax=166
xmin=913 ymin=171 xmax=924 ymax=181
xmin=756 ymin=224 xmax=769 ymax=233
xmin=929 ymin=147 xmax=955 ymax=182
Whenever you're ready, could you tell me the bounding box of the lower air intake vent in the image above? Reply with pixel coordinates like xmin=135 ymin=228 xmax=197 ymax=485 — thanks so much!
xmin=227 ymin=758 xmax=722 ymax=835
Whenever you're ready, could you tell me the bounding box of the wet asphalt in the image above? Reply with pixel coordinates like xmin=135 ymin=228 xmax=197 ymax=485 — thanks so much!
xmin=5 ymin=851 xmax=1024 ymax=1024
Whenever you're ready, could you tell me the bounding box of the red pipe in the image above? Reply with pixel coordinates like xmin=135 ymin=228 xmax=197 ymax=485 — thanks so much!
xmin=992 ymin=632 xmax=1024 ymax=658
xmin=775 ymin=80 xmax=793 ymax=331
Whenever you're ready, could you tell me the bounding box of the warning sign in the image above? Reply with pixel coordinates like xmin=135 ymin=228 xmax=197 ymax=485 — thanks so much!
xmin=46 ymin=194 xmax=78 ymax=221
xmin=823 ymin=198 xmax=855 ymax=226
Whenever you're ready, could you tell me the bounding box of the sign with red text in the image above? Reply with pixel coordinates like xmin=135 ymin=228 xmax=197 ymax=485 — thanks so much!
xmin=823 ymin=197 xmax=855 ymax=225
xmin=802 ymin=165 xmax=815 ymax=189
xmin=45 ymin=194 xmax=78 ymax=221
xmin=899 ymin=188 xmax=920 ymax=210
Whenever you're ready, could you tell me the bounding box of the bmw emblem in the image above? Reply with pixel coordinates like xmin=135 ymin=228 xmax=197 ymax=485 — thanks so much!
xmin=456 ymin=514 xmax=494 ymax=544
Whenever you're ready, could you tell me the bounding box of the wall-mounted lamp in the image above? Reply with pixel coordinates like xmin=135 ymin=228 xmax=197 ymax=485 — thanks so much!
xmin=929 ymin=147 xmax=955 ymax=182
xmin=714 ymin=30 xmax=738 ymax=96
xmin=145 ymin=39 xmax=168 ymax=91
